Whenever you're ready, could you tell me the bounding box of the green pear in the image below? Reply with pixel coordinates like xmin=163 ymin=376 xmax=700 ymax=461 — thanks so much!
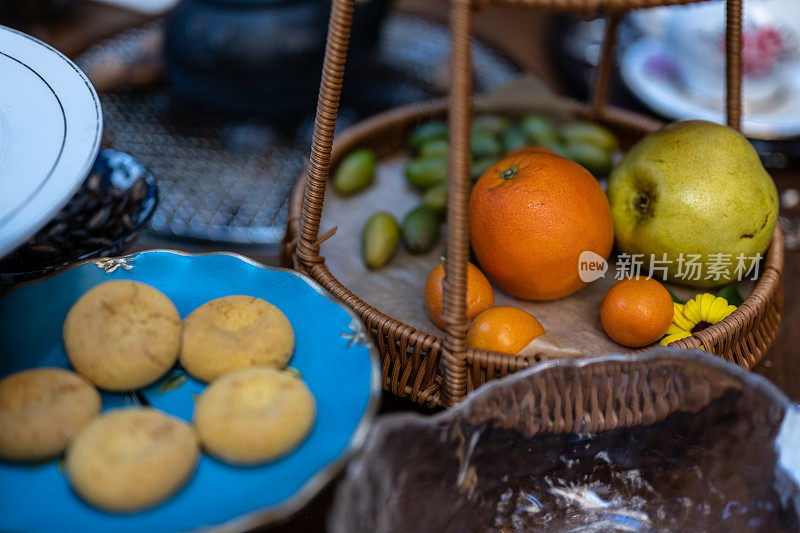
xmin=607 ymin=120 xmax=778 ymax=288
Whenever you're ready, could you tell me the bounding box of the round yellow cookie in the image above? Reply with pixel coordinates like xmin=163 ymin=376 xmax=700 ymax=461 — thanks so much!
xmin=194 ymin=367 xmax=315 ymax=465
xmin=180 ymin=295 xmax=294 ymax=382
xmin=65 ymin=408 xmax=199 ymax=512
xmin=0 ymin=368 xmax=101 ymax=461
xmin=63 ymin=280 xmax=182 ymax=391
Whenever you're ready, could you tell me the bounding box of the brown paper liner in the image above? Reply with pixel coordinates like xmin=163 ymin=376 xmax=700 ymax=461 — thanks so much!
xmin=517 ymin=332 xmax=584 ymax=361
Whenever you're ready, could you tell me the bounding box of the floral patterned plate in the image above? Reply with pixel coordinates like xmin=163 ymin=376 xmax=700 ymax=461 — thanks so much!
xmin=0 ymin=250 xmax=380 ymax=532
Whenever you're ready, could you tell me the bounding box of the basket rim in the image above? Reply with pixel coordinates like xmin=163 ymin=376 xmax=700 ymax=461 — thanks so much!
xmin=286 ymin=97 xmax=784 ymax=382
xmin=341 ymin=347 xmax=794 ymax=444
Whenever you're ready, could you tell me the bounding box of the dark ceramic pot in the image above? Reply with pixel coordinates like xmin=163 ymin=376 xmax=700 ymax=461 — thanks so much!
xmin=164 ymin=0 xmax=390 ymax=119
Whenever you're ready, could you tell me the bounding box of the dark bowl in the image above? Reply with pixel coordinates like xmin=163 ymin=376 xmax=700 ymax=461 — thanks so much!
xmin=0 ymin=149 xmax=158 ymax=290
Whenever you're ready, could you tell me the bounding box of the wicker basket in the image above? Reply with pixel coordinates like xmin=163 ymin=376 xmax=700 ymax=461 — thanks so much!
xmin=284 ymin=0 xmax=785 ymax=408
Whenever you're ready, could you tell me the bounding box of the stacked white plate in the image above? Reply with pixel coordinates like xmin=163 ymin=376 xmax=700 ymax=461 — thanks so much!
xmin=0 ymin=25 xmax=102 ymax=257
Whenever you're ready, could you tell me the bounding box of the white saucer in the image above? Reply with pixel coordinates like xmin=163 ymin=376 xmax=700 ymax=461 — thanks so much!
xmin=0 ymin=26 xmax=102 ymax=257
xmin=620 ymin=38 xmax=800 ymax=140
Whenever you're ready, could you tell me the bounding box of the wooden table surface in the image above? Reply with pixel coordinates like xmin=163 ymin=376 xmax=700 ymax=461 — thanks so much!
xmin=4 ymin=1 xmax=798 ymax=529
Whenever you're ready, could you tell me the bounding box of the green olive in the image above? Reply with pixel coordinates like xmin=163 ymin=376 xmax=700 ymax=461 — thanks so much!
xmin=362 ymin=212 xmax=400 ymax=269
xmin=535 ymin=140 xmax=569 ymax=157
xmin=470 ymin=156 xmax=499 ymax=182
xmin=472 ymin=115 xmax=511 ymax=136
xmin=564 ymin=142 xmax=614 ymax=176
xmin=402 ymin=206 xmax=440 ymax=254
xmin=405 ymin=156 xmax=447 ymax=189
xmin=520 ymin=114 xmax=559 ymax=145
xmin=422 ymin=181 xmax=448 ymax=217
xmin=500 ymin=126 xmax=529 ymax=153
xmin=333 ymin=148 xmax=377 ymax=196
xmin=471 ymin=130 xmax=502 ymax=159
xmin=419 ymin=139 xmax=449 ymax=158
xmin=408 ymin=121 xmax=448 ymax=152
xmin=559 ymin=121 xmax=619 ymax=153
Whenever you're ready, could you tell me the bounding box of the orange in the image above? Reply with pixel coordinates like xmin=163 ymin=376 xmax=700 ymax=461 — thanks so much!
xmin=466 ymin=306 xmax=545 ymax=354
xmin=424 ymin=261 xmax=494 ymax=330
xmin=469 ymin=150 xmax=614 ymax=301
xmin=600 ymin=276 xmax=673 ymax=347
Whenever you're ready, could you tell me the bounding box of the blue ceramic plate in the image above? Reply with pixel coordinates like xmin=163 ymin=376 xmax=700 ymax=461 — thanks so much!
xmin=0 ymin=250 xmax=380 ymax=532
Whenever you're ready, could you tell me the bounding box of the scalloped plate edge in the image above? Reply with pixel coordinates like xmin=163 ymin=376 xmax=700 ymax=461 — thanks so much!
xmin=1 ymin=249 xmax=382 ymax=532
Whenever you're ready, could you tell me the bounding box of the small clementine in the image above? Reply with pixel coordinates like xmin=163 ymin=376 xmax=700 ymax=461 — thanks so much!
xmin=424 ymin=262 xmax=494 ymax=330
xmin=600 ymin=276 xmax=673 ymax=347
xmin=466 ymin=306 xmax=545 ymax=355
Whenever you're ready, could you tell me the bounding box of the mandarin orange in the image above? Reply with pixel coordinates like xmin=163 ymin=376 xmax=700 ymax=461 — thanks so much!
xmin=600 ymin=276 xmax=674 ymax=347
xmin=466 ymin=306 xmax=545 ymax=355
xmin=424 ymin=262 xmax=494 ymax=330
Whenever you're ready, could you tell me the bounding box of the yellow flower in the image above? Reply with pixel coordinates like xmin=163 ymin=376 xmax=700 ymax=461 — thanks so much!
xmin=659 ymin=294 xmax=738 ymax=347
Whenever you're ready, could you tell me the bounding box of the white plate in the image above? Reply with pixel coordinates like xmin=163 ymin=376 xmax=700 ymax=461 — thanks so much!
xmin=0 ymin=26 xmax=102 ymax=257
xmin=620 ymin=38 xmax=800 ymax=140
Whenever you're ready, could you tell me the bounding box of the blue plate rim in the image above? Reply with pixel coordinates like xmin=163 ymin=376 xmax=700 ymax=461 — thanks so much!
xmin=2 ymin=248 xmax=382 ymax=532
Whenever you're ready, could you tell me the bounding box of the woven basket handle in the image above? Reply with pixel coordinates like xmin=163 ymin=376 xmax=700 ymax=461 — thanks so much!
xmin=440 ymin=0 xmax=476 ymax=407
xmin=725 ymin=0 xmax=743 ymax=131
xmin=296 ymin=0 xmax=355 ymax=268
